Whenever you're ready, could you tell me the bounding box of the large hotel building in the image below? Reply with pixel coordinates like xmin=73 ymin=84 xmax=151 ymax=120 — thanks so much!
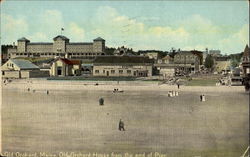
xmin=7 ymin=35 xmax=106 ymax=59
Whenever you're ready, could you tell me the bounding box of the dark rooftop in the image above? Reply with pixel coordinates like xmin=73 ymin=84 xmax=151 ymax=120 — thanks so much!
xmin=93 ymin=37 xmax=105 ymax=41
xmin=93 ymin=56 xmax=154 ymax=64
xmin=68 ymin=42 xmax=93 ymax=45
xmin=28 ymin=42 xmax=53 ymax=45
xmin=18 ymin=37 xmax=30 ymax=42
xmin=56 ymin=58 xmax=81 ymax=65
xmin=53 ymin=35 xmax=69 ymax=41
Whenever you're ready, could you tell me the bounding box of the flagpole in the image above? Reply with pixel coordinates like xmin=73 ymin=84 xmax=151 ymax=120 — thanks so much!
xmin=61 ymin=28 xmax=64 ymax=35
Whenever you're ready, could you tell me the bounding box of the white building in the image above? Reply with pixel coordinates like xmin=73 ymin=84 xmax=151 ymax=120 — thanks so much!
xmin=93 ymin=56 xmax=153 ymax=77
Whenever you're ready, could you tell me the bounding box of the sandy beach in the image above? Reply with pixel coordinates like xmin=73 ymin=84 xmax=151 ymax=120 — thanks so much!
xmin=1 ymin=78 xmax=246 ymax=93
xmin=1 ymin=79 xmax=249 ymax=157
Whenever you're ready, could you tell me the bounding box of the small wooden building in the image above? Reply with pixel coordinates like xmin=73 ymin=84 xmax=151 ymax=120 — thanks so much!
xmin=1 ymin=59 xmax=49 ymax=78
xmin=50 ymin=58 xmax=81 ymax=76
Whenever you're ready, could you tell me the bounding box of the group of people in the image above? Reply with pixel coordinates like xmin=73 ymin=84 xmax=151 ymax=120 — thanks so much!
xmin=200 ymin=94 xmax=206 ymax=102
xmin=27 ymin=88 xmax=49 ymax=95
xmin=3 ymin=79 xmax=11 ymax=85
xmin=113 ymin=88 xmax=124 ymax=93
xmin=168 ymin=91 xmax=179 ymax=97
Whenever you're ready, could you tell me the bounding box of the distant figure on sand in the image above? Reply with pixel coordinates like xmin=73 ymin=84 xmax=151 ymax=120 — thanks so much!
xmin=99 ymin=98 xmax=104 ymax=105
xmin=119 ymin=119 xmax=125 ymax=131
xmin=202 ymin=94 xmax=206 ymax=102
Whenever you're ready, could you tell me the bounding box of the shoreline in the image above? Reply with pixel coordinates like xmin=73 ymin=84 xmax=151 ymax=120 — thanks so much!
xmin=1 ymin=78 xmax=246 ymax=93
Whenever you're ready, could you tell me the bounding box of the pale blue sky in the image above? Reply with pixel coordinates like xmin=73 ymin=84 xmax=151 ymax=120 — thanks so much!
xmin=1 ymin=0 xmax=249 ymax=54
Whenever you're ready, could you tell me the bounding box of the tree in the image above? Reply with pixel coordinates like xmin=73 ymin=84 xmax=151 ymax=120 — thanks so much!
xmin=229 ymin=52 xmax=243 ymax=68
xmin=204 ymin=54 xmax=214 ymax=69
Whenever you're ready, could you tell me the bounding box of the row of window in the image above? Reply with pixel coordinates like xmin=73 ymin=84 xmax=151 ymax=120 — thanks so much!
xmin=175 ymin=55 xmax=195 ymax=59
xmin=6 ymin=63 xmax=14 ymax=67
xmin=95 ymin=69 xmax=132 ymax=74
xmin=13 ymin=53 xmax=104 ymax=56
xmin=95 ymin=69 xmax=148 ymax=77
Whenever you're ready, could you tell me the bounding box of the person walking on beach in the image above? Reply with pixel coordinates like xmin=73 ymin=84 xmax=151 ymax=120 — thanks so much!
xmin=119 ymin=119 xmax=125 ymax=131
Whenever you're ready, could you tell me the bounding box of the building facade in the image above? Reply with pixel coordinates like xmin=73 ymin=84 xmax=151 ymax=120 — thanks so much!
xmin=7 ymin=36 xmax=105 ymax=59
xmin=93 ymin=56 xmax=153 ymax=77
xmin=173 ymin=50 xmax=203 ymax=73
xmin=242 ymin=44 xmax=250 ymax=77
xmin=145 ymin=52 xmax=159 ymax=60
xmin=157 ymin=55 xmax=173 ymax=64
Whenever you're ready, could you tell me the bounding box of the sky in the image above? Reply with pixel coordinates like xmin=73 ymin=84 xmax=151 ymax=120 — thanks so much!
xmin=0 ymin=0 xmax=249 ymax=54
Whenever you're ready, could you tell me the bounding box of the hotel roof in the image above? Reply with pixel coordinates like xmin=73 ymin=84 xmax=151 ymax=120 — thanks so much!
xmin=53 ymin=35 xmax=69 ymax=41
xmin=93 ymin=37 xmax=105 ymax=41
xmin=18 ymin=37 xmax=30 ymax=42
xmin=68 ymin=42 xmax=93 ymax=45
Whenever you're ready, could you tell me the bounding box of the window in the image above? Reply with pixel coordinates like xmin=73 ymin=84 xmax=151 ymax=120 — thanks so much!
xmin=119 ymin=70 xmax=123 ymax=74
xmin=24 ymin=53 xmax=27 ymax=55
xmin=95 ymin=70 xmax=99 ymax=74
xmin=2 ymin=71 xmax=5 ymax=75
xmin=127 ymin=70 xmax=131 ymax=74
xmin=20 ymin=53 xmax=23 ymax=55
xmin=103 ymin=70 xmax=105 ymax=74
xmin=111 ymin=70 xmax=115 ymax=74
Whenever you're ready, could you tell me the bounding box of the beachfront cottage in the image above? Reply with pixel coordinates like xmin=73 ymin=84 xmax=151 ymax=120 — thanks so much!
xmin=93 ymin=56 xmax=153 ymax=77
xmin=1 ymin=59 xmax=49 ymax=78
xmin=50 ymin=58 xmax=81 ymax=76
xmin=154 ymin=64 xmax=176 ymax=78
